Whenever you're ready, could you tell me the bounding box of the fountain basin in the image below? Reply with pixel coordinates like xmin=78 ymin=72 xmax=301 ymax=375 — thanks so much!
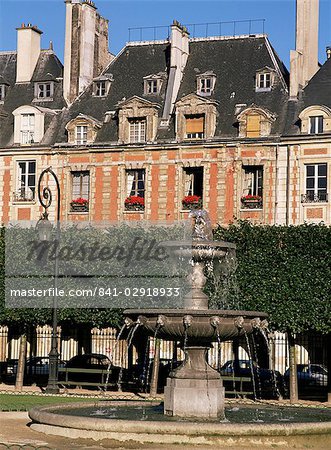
xmin=28 ymin=401 xmax=331 ymax=447
xmin=124 ymin=309 xmax=268 ymax=345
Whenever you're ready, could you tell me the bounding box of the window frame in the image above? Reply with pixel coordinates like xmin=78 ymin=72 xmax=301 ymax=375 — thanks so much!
xmin=241 ymin=165 xmax=263 ymax=209
xmin=75 ymin=125 xmax=88 ymax=145
xmin=309 ymin=115 xmax=324 ymax=134
xmin=71 ymin=170 xmax=90 ymax=212
xmin=93 ymin=80 xmax=107 ymax=97
xmin=143 ymin=77 xmax=162 ymax=96
xmin=20 ymin=113 xmax=35 ymax=144
xmin=303 ymin=163 xmax=328 ymax=203
xmin=255 ymin=71 xmax=273 ymax=92
xmin=125 ymin=168 xmax=146 ymax=198
xmin=182 ymin=166 xmax=204 ymax=209
xmin=129 ymin=118 xmax=146 ymax=143
xmin=185 ymin=114 xmax=205 ymax=139
xmin=196 ymin=74 xmax=216 ymax=96
xmin=14 ymin=160 xmax=36 ymax=202
xmin=34 ymin=82 xmax=54 ymax=100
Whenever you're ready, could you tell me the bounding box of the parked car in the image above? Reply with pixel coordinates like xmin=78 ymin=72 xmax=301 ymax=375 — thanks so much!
xmin=283 ymin=364 xmax=328 ymax=398
xmin=3 ymin=356 xmax=65 ymax=385
xmin=61 ymin=353 xmax=123 ymax=388
xmin=129 ymin=358 xmax=182 ymax=392
xmin=219 ymin=359 xmax=284 ymax=399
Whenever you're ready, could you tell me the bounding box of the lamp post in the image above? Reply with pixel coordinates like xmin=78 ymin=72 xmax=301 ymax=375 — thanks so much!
xmin=36 ymin=167 xmax=60 ymax=394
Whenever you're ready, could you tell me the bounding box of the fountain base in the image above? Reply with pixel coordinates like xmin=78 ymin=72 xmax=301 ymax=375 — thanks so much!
xmin=164 ymin=346 xmax=225 ymax=419
xmin=164 ymin=377 xmax=225 ymax=419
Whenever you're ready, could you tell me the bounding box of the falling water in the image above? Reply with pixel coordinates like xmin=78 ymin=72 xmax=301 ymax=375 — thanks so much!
xmin=145 ymin=324 xmax=162 ymax=393
xmin=260 ymin=322 xmax=281 ymax=399
xmin=243 ymin=329 xmax=257 ymax=401
xmin=251 ymin=333 xmax=262 ymax=400
xmin=140 ymin=337 xmax=151 ymax=392
xmin=103 ymin=323 xmax=127 ymax=393
xmin=117 ymin=321 xmax=141 ymax=392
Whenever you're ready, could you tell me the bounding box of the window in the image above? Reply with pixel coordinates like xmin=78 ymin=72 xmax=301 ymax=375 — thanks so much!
xmin=20 ymin=113 xmax=35 ymax=144
xmin=94 ymin=81 xmax=106 ymax=97
xmin=143 ymin=75 xmax=163 ymax=95
xmin=241 ymin=166 xmax=263 ymax=209
xmin=129 ymin=118 xmax=146 ymax=143
xmin=35 ymin=82 xmax=53 ymax=99
xmin=182 ymin=167 xmax=203 ymax=207
xmin=302 ymin=163 xmax=328 ymax=202
xmin=0 ymin=84 xmax=6 ymax=101
xmin=146 ymin=80 xmax=158 ymax=94
xmin=246 ymin=114 xmax=261 ymax=138
xmin=14 ymin=160 xmax=36 ymax=201
xmin=76 ymin=125 xmax=88 ymax=145
xmin=257 ymin=73 xmax=271 ymax=89
xmin=309 ymin=116 xmax=323 ymax=134
xmin=185 ymin=115 xmax=204 ymax=139
xmin=71 ymin=171 xmax=89 ymax=211
xmin=126 ymin=169 xmax=145 ymax=198
xmin=196 ymin=72 xmax=216 ymax=96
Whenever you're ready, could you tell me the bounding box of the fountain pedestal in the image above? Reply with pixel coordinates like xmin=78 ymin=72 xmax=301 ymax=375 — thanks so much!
xmin=164 ymin=346 xmax=225 ymax=419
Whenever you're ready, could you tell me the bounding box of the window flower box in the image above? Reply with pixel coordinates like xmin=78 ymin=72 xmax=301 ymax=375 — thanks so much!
xmin=241 ymin=194 xmax=262 ymax=209
xmin=182 ymin=195 xmax=203 ymax=210
xmin=70 ymin=197 xmax=89 ymax=212
xmin=124 ymin=195 xmax=145 ymax=211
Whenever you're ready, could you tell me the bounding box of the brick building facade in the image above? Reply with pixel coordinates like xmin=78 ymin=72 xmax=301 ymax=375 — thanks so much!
xmin=0 ymin=0 xmax=330 ymax=227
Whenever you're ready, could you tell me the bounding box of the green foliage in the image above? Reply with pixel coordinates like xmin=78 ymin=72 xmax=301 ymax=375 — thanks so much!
xmin=213 ymin=221 xmax=331 ymax=334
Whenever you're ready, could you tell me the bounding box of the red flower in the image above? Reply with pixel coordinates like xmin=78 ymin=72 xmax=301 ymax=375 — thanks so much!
xmin=182 ymin=195 xmax=202 ymax=205
xmin=241 ymin=194 xmax=262 ymax=201
xmin=125 ymin=196 xmax=145 ymax=206
xmin=71 ymin=197 xmax=89 ymax=205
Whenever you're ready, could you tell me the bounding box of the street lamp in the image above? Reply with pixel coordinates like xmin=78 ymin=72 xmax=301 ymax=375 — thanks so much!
xmin=37 ymin=167 xmax=60 ymax=394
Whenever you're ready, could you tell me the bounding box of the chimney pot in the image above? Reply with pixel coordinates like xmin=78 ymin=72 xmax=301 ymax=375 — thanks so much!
xmin=327 ymin=46 xmax=331 ymax=60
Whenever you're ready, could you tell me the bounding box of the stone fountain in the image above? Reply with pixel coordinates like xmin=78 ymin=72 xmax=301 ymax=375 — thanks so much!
xmin=124 ymin=210 xmax=268 ymax=419
xmin=28 ymin=210 xmax=331 ymax=445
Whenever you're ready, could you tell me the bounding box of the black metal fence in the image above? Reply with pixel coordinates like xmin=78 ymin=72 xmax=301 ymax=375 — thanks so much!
xmin=0 ymin=325 xmax=328 ymax=400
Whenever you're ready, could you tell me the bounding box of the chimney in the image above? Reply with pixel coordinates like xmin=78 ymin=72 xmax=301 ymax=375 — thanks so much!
xmin=290 ymin=0 xmax=319 ymax=98
xmin=326 ymin=46 xmax=331 ymax=60
xmin=160 ymin=20 xmax=189 ymax=127
xmin=16 ymin=23 xmax=42 ymax=83
xmin=63 ymin=0 xmax=111 ymax=104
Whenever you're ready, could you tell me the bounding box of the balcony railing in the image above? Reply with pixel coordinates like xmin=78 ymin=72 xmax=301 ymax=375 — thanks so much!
xmin=20 ymin=131 xmax=35 ymax=145
xmin=13 ymin=188 xmax=35 ymax=202
xmin=301 ymin=192 xmax=328 ymax=203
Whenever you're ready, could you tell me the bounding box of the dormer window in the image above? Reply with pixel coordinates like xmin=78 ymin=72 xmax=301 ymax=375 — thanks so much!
xmin=143 ymin=74 xmax=163 ymax=95
xmin=34 ymin=82 xmax=54 ymax=99
xmin=197 ymin=72 xmax=216 ymax=96
xmin=299 ymin=106 xmax=331 ymax=134
xmin=237 ymin=106 xmax=276 ymax=138
xmin=92 ymin=75 xmax=112 ymax=97
xmin=0 ymin=84 xmax=7 ymax=101
xmin=66 ymin=114 xmax=102 ymax=145
xmin=255 ymin=68 xmax=276 ymax=92
xmin=129 ymin=118 xmax=146 ymax=143
xmin=309 ymin=116 xmax=324 ymax=134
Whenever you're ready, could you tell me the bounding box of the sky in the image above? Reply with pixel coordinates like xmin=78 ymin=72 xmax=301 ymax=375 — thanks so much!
xmin=0 ymin=0 xmax=330 ymax=69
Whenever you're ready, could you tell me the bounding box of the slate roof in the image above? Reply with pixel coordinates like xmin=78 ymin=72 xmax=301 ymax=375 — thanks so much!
xmin=177 ymin=37 xmax=289 ymax=137
xmin=56 ymin=35 xmax=289 ymax=145
xmin=285 ymin=58 xmax=331 ymax=135
xmin=0 ymin=50 xmax=65 ymax=146
xmin=0 ymin=35 xmax=291 ymax=147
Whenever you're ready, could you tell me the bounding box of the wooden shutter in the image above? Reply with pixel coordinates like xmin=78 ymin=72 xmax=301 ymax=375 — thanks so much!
xmin=186 ymin=116 xmax=204 ymax=133
xmin=246 ymin=115 xmax=261 ymax=137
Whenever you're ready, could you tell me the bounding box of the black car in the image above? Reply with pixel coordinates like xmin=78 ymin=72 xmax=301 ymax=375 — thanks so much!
xmin=61 ymin=353 xmax=122 ymax=388
xmin=283 ymin=364 xmax=328 ymax=398
xmin=3 ymin=356 xmax=65 ymax=385
xmin=219 ymin=359 xmax=284 ymax=399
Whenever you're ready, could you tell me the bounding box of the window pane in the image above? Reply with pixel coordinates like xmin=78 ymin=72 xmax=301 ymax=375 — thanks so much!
xmin=306 ymin=178 xmax=315 ymax=189
xmin=306 ymin=165 xmax=315 ymax=177
xmin=318 ymin=178 xmax=327 ymax=189
xmin=318 ymin=164 xmax=327 ymax=177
